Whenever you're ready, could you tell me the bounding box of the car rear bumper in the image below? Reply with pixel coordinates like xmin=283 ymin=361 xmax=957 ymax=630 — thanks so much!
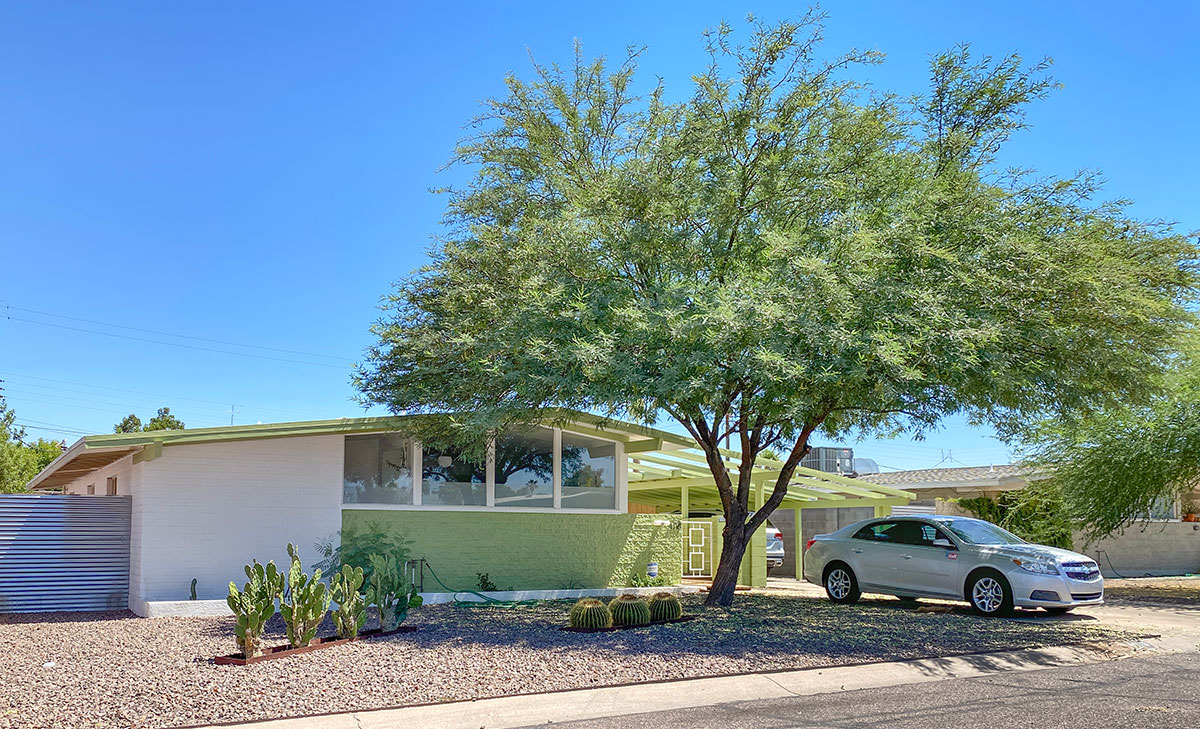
xmin=1012 ymin=572 xmax=1104 ymax=608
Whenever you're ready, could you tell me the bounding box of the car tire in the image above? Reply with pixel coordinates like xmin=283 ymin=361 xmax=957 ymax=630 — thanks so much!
xmin=1043 ymin=607 xmax=1073 ymax=615
xmin=966 ymin=570 xmax=1014 ymax=617
xmin=823 ymin=562 xmax=861 ymax=605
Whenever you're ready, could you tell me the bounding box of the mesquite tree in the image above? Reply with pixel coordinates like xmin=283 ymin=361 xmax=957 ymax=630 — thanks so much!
xmin=356 ymin=15 xmax=1197 ymax=606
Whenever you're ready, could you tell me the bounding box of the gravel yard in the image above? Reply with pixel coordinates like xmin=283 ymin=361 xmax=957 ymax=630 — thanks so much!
xmin=0 ymin=593 xmax=1126 ymax=729
xmin=1104 ymin=576 xmax=1200 ymax=604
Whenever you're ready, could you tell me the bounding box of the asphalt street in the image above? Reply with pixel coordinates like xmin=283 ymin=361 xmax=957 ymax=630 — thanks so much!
xmin=519 ymin=651 xmax=1200 ymax=729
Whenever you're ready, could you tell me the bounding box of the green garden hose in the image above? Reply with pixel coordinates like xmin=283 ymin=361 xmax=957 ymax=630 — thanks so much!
xmin=421 ymin=561 xmax=542 ymax=608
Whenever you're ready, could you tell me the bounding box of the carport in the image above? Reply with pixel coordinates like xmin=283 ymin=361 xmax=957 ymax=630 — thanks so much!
xmin=624 ymin=445 xmax=916 ymax=585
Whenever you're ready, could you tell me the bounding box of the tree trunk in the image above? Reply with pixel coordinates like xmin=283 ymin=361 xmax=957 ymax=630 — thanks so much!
xmin=705 ymin=522 xmax=750 ymax=607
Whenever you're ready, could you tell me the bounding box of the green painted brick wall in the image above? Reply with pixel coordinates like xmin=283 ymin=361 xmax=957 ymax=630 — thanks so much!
xmin=342 ymin=509 xmax=682 ymax=591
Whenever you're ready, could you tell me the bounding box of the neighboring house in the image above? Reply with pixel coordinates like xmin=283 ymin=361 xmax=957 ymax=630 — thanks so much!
xmin=15 ymin=412 xmax=912 ymax=616
xmin=859 ymin=465 xmax=1200 ymax=578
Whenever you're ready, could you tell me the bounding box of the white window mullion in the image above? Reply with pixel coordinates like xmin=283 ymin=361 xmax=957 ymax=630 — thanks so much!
xmin=412 ymin=439 xmax=422 ymax=506
xmin=552 ymin=427 xmax=562 ymax=509
xmin=615 ymin=440 xmax=627 ymax=513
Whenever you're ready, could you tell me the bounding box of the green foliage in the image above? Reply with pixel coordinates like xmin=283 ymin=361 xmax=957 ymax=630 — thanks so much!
xmin=956 ymin=480 xmax=1074 ymax=549
xmin=279 ymin=543 xmax=331 ymax=648
xmin=476 ymin=572 xmax=498 ymax=592
xmin=628 ymin=573 xmax=671 ymax=588
xmin=648 ymin=592 xmax=684 ymax=621
xmin=365 ymin=553 xmax=418 ymax=632
xmin=226 ymin=559 xmax=283 ymax=657
xmin=314 ymin=520 xmax=412 ymax=585
xmin=568 ymin=598 xmax=613 ymax=629
xmin=354 ymin=15 xmax=1198 ymax=606
xmin=1023 ymin=336 xmax=1200 ymax=541
xmin=0 ymin=394 xmax=64 ymax=493
xmin=330 ymin=564 xmax=367 ymax=640
xmin=609 ymin=595 xmax=651 ymax=627
xmin=113 ymin=407 xmax=184 ymax=433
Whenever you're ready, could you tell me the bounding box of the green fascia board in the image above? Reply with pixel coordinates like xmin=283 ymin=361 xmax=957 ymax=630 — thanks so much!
xmin=77 ymin=407 xmax=691 ymax=452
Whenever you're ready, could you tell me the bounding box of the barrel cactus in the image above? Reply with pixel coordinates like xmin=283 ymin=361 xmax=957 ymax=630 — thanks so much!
xmin=608 ymin=594 xmax=651 ymax=627
xmin=568 ymin=598 xmax=613 ymax=630
xmin=648 ymin=592 xmax=683 ymax=622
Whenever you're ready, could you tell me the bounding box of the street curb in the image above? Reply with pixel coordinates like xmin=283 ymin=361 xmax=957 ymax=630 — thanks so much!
xmin=190 ymin=641 xmax=1124 ymax=729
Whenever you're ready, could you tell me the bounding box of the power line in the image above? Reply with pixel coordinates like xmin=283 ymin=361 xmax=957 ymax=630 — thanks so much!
xmin=2 ymin=314 xmax=351 ymax=370
xmin=2 ymin=304 xmax=351 ymax=362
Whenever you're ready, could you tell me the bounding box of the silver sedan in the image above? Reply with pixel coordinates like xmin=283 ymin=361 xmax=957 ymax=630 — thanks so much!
xmin=802 ymin=515 xmax=1103 ymax=616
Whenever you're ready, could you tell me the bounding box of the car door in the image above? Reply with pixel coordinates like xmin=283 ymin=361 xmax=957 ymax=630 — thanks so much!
xmin=895 ymin=522 xmax=962 ymax=597
xmin=847 ymin=521 xmax=906 ymax=591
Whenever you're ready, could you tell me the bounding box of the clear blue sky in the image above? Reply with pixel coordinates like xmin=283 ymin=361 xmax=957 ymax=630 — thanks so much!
xmin=1 ymin=1 xmax=1196 ymax=471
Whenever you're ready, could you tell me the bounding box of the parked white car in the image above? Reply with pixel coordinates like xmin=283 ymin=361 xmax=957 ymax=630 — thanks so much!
xmin=803 ymin=515 xmax=1103 ymax=616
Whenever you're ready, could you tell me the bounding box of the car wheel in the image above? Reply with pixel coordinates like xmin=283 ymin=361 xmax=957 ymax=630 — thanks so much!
xmin=823 ymin=563 xmax=861 ymax=605
xmin=967 ymin=570 xmax=1013 ymax=617
xmin=1044 ymin=607 xmax=1073 ymax=615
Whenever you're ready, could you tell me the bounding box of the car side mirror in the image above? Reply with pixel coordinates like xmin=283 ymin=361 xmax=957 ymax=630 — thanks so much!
xmin=932 ymin=538 xmax=955 ymax=549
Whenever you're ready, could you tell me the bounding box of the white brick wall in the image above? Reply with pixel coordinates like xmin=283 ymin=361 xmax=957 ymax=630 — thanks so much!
xmin=130 ymin=434 xmax=343 ymax=611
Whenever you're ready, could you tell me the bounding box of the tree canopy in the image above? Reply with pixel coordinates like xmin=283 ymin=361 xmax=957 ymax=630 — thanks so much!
xmin=0 ymin=394 xmax=64 ymax=493
xmin=114 ymin=407 xmax=185 ymax=433
xmin=356 ymin=15 xmax=1197 ymax=604
xmin=1024 ymin=334 xmax=1200 ymax=541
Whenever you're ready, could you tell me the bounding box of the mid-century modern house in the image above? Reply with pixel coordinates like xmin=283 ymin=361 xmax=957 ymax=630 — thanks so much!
xmin=9 ymin=412 xmax=913 ymax=616
xmin=859 ymin=465 xmax=1200 ymax=577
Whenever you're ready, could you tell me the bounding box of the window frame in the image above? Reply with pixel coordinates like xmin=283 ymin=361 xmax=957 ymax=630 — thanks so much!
xmin=343 ymin=426 xmax=627 ymax=515
xmin=105 ymin=477 xmax=117 ymax=496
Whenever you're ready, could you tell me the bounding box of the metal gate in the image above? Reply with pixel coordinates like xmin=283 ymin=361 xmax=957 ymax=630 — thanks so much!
xmin=682 ymin=519 xmax=715 ymax=577
xmin=0 ymin=494 xmax=131 ymax=612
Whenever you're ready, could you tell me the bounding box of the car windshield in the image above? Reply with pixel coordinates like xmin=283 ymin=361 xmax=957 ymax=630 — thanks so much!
xmin=937 ymin=518 xmax=1024 ymax=545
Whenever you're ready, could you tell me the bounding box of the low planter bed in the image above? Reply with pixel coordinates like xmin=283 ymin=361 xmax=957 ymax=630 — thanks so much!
xmin=560 ymin=615 xmax=697 ymax=633
xmin=213 ymin=626 xmax=418 ymax=665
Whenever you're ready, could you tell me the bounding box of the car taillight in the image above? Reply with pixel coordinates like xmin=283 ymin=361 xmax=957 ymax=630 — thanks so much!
xmin=805 ymin=539 xmax=816 ymax=551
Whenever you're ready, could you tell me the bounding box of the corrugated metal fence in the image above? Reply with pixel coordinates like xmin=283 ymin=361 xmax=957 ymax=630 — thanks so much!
xmin=0 ymin=495 xmax=130 ymax=612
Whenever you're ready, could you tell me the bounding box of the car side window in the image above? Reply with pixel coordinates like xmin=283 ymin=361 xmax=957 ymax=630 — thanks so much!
xmin=853 ymin=521 xmax=900 ymax=542
xmin=892 ymin=522 xmax=955 ymax=547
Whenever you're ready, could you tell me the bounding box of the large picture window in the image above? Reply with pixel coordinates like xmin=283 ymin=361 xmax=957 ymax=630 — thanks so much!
xmin=493 ymin=427 xmax=555 ymax=508
xmin=561 ymin=432 xmax=616 ymax=510
xmin=422 ymin=448 xmax=486 ymax=506
xmin=342 ymin=426 xmax=623 ymax=512
xmin=343 ymin=434 xmax=413 ymax=505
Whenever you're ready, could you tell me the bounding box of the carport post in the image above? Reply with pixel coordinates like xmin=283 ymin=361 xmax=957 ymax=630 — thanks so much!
xmin=681 ymin=485 xmax=689 ymax=518
xmin=794 ymin=506 xmax=804 ymax=580
xmin=874 ymin=503 xmax=890 ymax=518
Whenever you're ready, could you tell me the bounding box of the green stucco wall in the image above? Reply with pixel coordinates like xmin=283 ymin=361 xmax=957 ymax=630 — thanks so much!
xmin=342 ymin=509 xmax=682 ymax=591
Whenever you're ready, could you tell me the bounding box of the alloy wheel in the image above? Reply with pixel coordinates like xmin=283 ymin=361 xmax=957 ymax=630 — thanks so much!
xmin=827 ymin=569 xmax=852 ymax=600
xmin=972 ymin=576 xmax=1005 ymax=613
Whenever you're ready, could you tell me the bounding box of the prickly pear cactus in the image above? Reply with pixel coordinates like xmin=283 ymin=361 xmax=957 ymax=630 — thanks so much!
xmin=568 ymin=598 xmax=613 ymax=629
xmin=365 ymin=554 xmax=416 ymax=632
xmin=608 ymin=594 xmax=651 ymax=627
xmin=648 ymin=592 xmax=683 ymax=622
xmin=279 ymin=543 xmax=332 ymax=648
xmin=331 ymin=564 xmax=367 ymax=640
xmin=226 ymin=559 xmax=282 ymax=657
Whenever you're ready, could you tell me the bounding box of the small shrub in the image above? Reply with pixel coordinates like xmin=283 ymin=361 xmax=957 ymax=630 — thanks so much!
xmin=648 ymin=592 xmax=683 ymax=621
xmin=628 ymin=573 xmax=671 ymax=588
xmin=608 ymin=594 xmax=651 ymax=627
xmin=568 ymin=598 xmax=613 ymax=629
xmin=330 ymin=564 xmax=367 ymax=640
xmin=476 ymin=572 xmax=498 ymax=592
